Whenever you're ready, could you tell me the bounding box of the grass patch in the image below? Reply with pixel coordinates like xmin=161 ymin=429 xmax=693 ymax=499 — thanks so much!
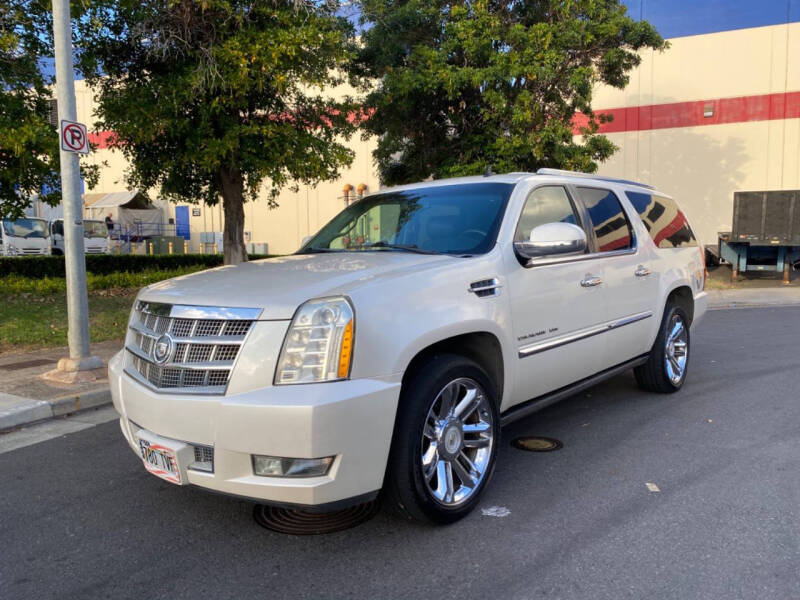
xmin=0 ymin=266 xmax=209 ymax=353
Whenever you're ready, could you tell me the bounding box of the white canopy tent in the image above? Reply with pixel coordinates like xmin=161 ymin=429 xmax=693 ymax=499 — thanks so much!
xmin=83 ymin=191 xmax=162 ymax=230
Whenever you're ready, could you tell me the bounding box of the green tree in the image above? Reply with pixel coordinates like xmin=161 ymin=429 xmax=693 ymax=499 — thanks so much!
xmin=354 ymin=0 xmax=666 ymax=184
xmin=0 ymin=1 xmax=60 ymax=218
xmin=78 ymin=0 xmax=358 ymax=264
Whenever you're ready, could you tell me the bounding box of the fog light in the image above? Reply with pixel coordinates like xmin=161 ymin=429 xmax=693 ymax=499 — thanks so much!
xmin=252 ymin=455 xmax=334 ymax=478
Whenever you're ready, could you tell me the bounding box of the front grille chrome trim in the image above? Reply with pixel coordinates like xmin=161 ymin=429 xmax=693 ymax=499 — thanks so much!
xmin=137 ymin=301 xmax=262 ymax=321
xmin=125 ymin=301 xmax=260 ymax=395
xmin=128 ymin=321 xmax=247 ymax=344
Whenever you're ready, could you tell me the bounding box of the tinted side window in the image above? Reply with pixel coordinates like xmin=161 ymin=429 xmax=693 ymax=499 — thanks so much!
xmin=625 ymin=191 xmax=698 ymax=248
xmin=514 ymin=186 xmax=579 ymax=242
xmin=577 ymin=187 xmax=633 ymax=252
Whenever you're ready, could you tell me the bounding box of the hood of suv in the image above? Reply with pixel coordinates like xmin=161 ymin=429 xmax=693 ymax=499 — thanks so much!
xmin=139 ymin=252 xmax=455 ymax=319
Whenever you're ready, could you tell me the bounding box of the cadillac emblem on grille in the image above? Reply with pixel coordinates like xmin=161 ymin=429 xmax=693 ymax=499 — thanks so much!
xmin=152 ymin=333 xmax=174 ymax=365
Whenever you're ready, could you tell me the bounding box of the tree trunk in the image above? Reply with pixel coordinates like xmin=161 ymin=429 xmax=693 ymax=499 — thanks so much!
xmin=218 ymin=167 xmax=248 ymax=265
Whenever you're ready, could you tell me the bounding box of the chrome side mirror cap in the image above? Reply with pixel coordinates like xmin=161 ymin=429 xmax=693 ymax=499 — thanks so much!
xmin=514 ymin=222 xmax=587 ymax=261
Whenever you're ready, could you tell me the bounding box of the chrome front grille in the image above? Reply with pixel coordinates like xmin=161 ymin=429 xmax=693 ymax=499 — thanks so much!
xmin=124 ymin=301 xmax=261 ymax=395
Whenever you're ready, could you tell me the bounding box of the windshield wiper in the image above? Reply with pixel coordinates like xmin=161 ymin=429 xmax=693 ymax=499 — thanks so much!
xmin=363 ymin=241 xmax=440 ymax=255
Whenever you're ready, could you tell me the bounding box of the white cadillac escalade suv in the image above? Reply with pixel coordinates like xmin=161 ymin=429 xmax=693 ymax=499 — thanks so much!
xmin=109 ymin=169 xmax=707 ymax=524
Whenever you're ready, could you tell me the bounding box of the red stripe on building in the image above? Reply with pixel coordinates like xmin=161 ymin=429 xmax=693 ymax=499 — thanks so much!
xmin=88 ymin=130 xmax=116 ymax=149
xmin=573 ymin=90 xmax=800 ymax=135
xmin=87 ymin=92 xmax=799 ymax=148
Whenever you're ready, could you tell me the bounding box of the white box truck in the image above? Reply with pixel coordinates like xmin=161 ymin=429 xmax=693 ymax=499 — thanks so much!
xmin=0 ymin=217 xmax=51 ymax=256
xmin=50 ymin=219 xmax=110 ymax=255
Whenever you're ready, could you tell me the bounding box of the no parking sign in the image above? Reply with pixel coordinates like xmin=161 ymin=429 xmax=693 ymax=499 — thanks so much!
xmin=60 ymin=120 xmax=90 ymax=155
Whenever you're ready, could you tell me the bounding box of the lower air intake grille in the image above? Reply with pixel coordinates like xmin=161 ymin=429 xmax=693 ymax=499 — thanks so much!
xmin=190 ymin=445 xmax=214 ymax=472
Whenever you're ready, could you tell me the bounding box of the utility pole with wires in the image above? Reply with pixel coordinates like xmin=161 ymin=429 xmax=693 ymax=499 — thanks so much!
xmin=45 ymin=0 xmax=103 ymax=383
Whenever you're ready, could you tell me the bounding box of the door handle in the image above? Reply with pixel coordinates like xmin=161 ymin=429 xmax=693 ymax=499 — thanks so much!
xmin=635 ymin=265 xmax=652 ymax=277
xmin=580 ymin=275 xmax=603 ymax=288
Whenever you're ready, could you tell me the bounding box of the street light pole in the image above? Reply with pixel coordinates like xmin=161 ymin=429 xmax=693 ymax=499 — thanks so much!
xmin=49 ymin=0 xmax=102 ymax=378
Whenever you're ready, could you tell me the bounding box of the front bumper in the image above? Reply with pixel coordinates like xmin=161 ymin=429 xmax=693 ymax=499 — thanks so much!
xmin=109 ymin=351 xmax=402 ymax=507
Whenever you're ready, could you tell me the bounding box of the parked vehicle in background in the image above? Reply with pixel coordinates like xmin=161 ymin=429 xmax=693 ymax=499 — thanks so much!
xmin=50 ymin=219 xmax=110 ymax=255
xmin=0 ymin=217 xmax=51 ymax=256
xmin=109 ymin=169 xmax=707 ymax=524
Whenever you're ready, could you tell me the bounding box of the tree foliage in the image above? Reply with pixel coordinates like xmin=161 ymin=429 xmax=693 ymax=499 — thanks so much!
xmin=78 ymin=0 xmax=358 ymax=264
xmin=0 ymin=1 xmax=60 ymax=218
xmin=0 ymin=0 xmax=100 ymax=219
xmin=355 ymin=0 xmax=666 ymax=185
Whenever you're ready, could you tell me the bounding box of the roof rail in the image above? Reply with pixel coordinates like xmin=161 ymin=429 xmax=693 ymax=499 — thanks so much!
xmin=536 ymin=168 xmax=655 ymax=190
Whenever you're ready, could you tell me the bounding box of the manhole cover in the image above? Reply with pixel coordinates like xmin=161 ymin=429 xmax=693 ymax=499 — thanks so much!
xmin=512 ymin=436 xmax=563 ymax=452
xmin=0 ymin=358 xmax=56 ymax=371
xmin=253 ymin=500 xmax=380 ymax=535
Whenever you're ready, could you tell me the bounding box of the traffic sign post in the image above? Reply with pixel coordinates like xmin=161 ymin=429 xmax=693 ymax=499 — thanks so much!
xmin=60 ymin=120 xmax=90 ymax=155
xmin=42 ymin=0 xmax=103 ymax=384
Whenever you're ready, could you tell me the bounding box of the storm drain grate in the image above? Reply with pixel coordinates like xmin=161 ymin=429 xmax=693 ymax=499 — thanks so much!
xmin=511 ymin=436 xmax=563 ymax=452
xmin=0 ymin=358 xmax=57 ymax=371
xmin=253 ymin=500 xmax=380 ymax=535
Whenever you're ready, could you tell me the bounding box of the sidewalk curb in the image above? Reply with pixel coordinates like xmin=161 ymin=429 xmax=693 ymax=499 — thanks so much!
xmin=709 ymin=301 xmax=800 ymax=309
xmin=0 ymin=387 xmax=111 ymax=433
xmin=706 ymin=289 xmax=800 ymax=310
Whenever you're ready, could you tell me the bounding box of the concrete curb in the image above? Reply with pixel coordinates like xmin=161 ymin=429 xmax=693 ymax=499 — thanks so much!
xmin=0 ymin=387 xmax=111 ymax=433
xmin=0 ymin=393 xmax=53 ymax=431
xmin=706 ymin=288 xmax=800 ymax=310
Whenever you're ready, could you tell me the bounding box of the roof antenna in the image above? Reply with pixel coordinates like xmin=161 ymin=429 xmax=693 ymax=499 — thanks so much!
xmin=483 ymin=165 xmax=494 ymax=177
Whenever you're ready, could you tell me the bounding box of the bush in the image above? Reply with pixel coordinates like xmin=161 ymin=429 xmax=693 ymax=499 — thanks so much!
xmin=0 ymin=254 xmax=273 ymax=279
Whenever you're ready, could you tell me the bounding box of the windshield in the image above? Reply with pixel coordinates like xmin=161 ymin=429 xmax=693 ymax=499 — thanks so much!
xmin=2 ymin=218 xmax=49 ymax=239
xmin=300 ymin=182 xmax=514 ymax=256
xmin=84 ymin=220 xmax=108 ymax=238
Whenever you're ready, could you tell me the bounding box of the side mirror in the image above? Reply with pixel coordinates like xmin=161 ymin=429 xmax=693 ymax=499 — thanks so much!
xmin=514 ymin=222 xmax=587 ymax=262
xmin=300 ymin=235 xmax=312 ymax=247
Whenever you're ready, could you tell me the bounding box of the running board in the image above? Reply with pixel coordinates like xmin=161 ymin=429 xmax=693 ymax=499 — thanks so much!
xmin=500 ymin=354 xmax=649 ymax=427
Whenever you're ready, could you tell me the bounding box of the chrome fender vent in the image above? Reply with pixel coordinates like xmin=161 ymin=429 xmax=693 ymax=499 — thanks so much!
xmin=469 ymin=278 xmax=502 ymax=298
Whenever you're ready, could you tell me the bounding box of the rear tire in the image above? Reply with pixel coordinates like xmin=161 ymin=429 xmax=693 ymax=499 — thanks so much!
xmin=635 ymin=302 xmax=690 ymax=393
xmin=384 ymin=354 xmax=500 ymax=524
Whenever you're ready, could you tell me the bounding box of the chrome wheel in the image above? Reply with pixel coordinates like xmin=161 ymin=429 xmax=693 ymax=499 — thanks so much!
xmin=665 ymin=313 xmax=688 ymax=385
xmin=421 ymin=377 xmax=494 ymax=507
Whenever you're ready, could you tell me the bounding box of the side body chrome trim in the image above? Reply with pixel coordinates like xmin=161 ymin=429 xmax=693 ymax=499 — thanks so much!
xmin=500 ymin=354 xmax=650 ymax=426
xmin=518 ymin=310 xmax=653 ymax=358
xmin=137 ymin=301 xmax=263 ymax=321
xmin=524 ymin=246 xmax=637 ymax=268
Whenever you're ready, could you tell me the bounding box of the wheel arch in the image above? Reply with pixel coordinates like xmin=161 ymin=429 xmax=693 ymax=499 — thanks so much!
xmin=401 ymin=331 xmax=506 ymax=408
xmin=664 ymin=284 xmax=694 ymax=325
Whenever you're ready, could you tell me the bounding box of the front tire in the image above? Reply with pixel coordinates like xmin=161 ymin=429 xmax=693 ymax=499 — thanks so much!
xmin=635 ymin=302 xmax=690 ymax=393
xmin=384 ymin=354 xmax=500 ymax=524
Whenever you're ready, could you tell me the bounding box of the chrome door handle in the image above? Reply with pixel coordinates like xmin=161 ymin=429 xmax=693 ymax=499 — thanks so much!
xmin=635 ymin=265 xmax=652 ymax=277
xmin=580 ymin=275 xmax=603 ymax=288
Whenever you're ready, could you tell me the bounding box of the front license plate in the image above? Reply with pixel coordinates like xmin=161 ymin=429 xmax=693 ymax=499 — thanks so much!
xmin=139 ymin=439 xmax=182 ymax=485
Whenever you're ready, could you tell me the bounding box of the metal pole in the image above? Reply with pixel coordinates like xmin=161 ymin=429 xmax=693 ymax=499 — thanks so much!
xmin=51 ymin=0 xmax=96 ymax=369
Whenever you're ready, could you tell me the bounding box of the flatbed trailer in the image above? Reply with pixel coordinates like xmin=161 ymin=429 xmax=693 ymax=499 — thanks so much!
xmin=715 ymin=190 xmax=800 ymax=282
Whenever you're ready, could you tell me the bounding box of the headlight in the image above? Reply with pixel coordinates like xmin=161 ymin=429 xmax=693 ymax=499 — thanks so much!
xmin=7 ymin=245 xmax=20 ymax=255
xmin=275 ymin=297 xmax=354 ymax=385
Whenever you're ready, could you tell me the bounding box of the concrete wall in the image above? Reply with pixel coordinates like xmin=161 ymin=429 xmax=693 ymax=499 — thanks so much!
xmin=588 ymin=22 xmax=800 ymax=244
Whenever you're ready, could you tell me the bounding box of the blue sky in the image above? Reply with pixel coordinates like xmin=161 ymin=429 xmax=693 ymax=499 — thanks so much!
xmin=622 ymin=0 xmax=797 ymax=38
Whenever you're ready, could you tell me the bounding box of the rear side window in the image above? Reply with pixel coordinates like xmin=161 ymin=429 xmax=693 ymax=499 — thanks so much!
xmin=576 ymin=187 xmax=634 ymax=252
xmin=514 ymin=186 xmax=579 ymax=242
xmin=625 ymin=192 xmax=698 ymax=248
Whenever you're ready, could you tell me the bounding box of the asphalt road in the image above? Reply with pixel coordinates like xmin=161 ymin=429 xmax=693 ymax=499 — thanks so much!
xmin=2 ymin=307 xmax=799 ymax=600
